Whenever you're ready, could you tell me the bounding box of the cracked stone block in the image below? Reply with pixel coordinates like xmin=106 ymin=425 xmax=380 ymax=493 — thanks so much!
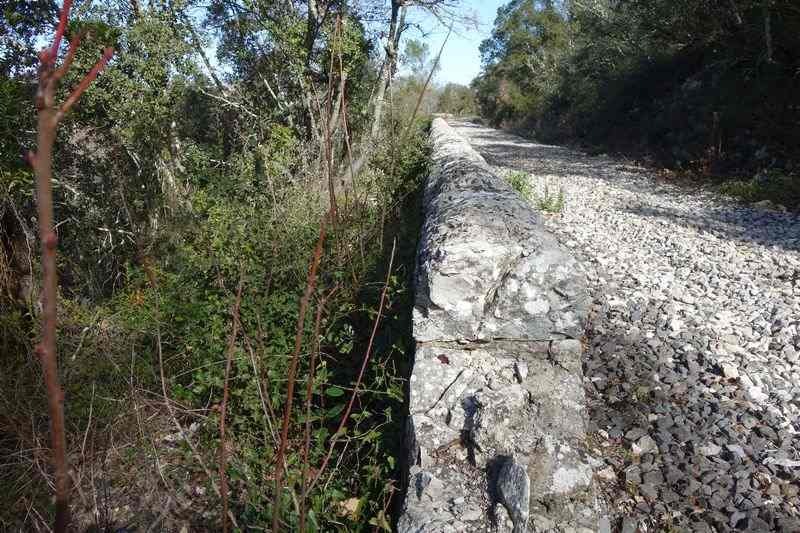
xmin=397 ymin=466 xmax=478 ymax=533
xmin=528 ymin=436 xmax=598 ymax=530
xmin=413 ymin=120 xmax=589 ymax=343
xmin=399 ymin=119 xmax=600 ymax=533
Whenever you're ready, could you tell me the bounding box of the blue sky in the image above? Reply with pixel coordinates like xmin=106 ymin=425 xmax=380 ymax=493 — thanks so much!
xmin=404 ymin=0 xmax=507 ymax=86
xmin=192 ymin=0 xmax=507 ymax=86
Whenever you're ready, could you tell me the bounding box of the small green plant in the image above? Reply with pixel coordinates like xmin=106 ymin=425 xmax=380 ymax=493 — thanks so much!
xmin=506 ymin=171 xmax=533 ymax=200
xmin=535 ymin=183 xmax=566 ymax=213
xmin=718 ymin=171 xmax=800 ymax=210
xmin=507 ymin=171 xmax=566 ymax=213
xmin=718 ymin=179 xmax=760 ymax=202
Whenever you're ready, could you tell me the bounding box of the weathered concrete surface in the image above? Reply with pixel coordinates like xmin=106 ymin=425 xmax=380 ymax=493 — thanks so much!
xmin=399 ymin=119 xmax=603 ymax=532
xmin=413 ymin=119 xmax=589 ymax=343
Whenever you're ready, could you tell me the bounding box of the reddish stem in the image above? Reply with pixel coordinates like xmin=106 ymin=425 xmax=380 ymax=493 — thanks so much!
xmin=49 ymin=0 xmax=72 ymax=64
xmin=298 ymin=286 xmax=339 ymax=531
xmin=272 ymin=212 xmax=330 ymax=532
xmin=219 ymin=276 xmax=244 ymax=533
xmin=32 ymin=3 xmax=113 ymax=531
xmin=306 ymin=239 xmax=396 ymax=495
xmin=58 ymin=48 xmax=114 ymax=119
xmin=54 ymin=33 xmax=81 ymax=81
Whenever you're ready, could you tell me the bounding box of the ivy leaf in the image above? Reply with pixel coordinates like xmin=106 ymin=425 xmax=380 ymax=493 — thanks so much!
xmin=326 ymin=404 xmax=345 ymax=419
xmin=326 ymin=386 xmax=345 ymax=398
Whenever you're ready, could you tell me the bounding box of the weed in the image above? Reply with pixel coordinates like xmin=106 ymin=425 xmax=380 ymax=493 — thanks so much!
xmin=718 ymin=171 xmax=800 ymax=210
xmin=506 ymin=171 xmax=566 ymax=213
xmin=506 ymin=171 xmax=533 ymax=200
xmin=536 ymin=183 xmax=566 ymax=213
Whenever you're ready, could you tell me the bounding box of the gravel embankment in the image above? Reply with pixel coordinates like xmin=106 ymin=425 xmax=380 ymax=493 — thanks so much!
xmin=449 ymin=119 xmax=800 ymax=533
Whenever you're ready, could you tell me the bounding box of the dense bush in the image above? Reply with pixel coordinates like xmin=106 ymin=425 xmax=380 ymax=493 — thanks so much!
xmin=436 ymin=83 xmax=478 ymax=116
xmin=473 ymin=0 xmax=800 ymax=207
xmin=0 ymin=0 xmax=445 ymax=529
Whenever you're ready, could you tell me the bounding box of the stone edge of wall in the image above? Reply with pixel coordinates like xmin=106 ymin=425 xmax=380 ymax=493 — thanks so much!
xmin=398 ymin=118 xmax=606 ymax=533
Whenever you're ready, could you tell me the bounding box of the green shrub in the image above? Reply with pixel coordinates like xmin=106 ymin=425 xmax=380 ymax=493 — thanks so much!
xmin=147 ymin=120 xmax=430 ymax=531
xmin=535 ymin=184 xmax=566 ymax=213
xmin=718 ymin=171 xmax=800 ymax=210
xmin=506 ymin=171 xmax=566 ymax=213
xmin=0 ymin=2 xmax=432 ymax=528
xmin=507 ymin=171 xmax=533 ymax=200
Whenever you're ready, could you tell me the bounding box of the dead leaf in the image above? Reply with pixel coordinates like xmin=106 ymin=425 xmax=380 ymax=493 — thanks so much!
xmin=338 ymin=497 xmax=360 ymax=519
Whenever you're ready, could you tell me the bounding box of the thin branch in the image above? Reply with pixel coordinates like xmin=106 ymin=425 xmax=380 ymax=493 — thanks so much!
xmin=147 ymin=262 xmax=241 ymax=531
xmin=57 ymin=47 xmax=114 ymax=120
xmin=53 ymin=34 xmax=80 ymax=81
xmin=728 ymin=0 xmax=744 ymax=26
xmin=48 ymin=0 xmax=72 ymax=64
xmin=219 ymin=274 xmax=244 ymax=533
xmin=176 ymin=8 xmax=226 ymax=92
xmin=403 ymin=24 xmax=452 ymax=139
xmin=33 ymin=2 xmax=113 ymax=530
xmin=199 ymin=88 xmax=259 ymax=119
xmin=307 ymin=239 xmax=397 ymax=495
xmin=272 ymin=212 xmax=329 ymax=532
xmin=298 ymin=285 xmax=339 ymax=531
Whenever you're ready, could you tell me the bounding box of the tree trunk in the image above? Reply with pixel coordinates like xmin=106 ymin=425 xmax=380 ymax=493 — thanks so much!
xmin=369 ymin=1 xmax=406 ymax=139
xmin=305 ymin=0 xmax=322 ymax=70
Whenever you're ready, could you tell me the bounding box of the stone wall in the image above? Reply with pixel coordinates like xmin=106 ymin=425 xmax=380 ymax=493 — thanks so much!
xmin=398 ymin=118 xmax=606 ymax=532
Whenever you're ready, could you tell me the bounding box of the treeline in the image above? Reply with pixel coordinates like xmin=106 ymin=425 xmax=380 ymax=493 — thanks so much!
xmin=391 ymin=38 xmax=478 ymax=118
xmin=0 ymin=0 xmax=461 ymax=530
xmin=473 ymin=0 xmax=800 ymax=192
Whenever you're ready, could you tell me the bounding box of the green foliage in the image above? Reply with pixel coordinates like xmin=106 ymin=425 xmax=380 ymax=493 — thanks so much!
xmin=473 ymin=0 xmax=800 ymax=200
xmin=435 ymin=83 xmax=477 ymax=116
xmin=402 ymin=39 xmax=437 ymax=80
xmin=0 ymin=0 xmax=57 ymax=75
xmin=0 ymin=0 xmax=434 ymax=529
xmin=506 ymin=170 xmax=533 ymax=200
xmin=506 ymin=170 xmax=565 ymax=213
xmin=474 ymin=0 xmax=570 ymax=127
xmin=718 ymin=171 xmax=800 ymax=208
xmin=0 ymin=77 xmax=35 ymax=215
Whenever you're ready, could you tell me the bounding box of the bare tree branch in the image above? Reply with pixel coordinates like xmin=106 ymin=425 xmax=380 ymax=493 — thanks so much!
xmin=31 ymin=2 xmax=114 ymax=530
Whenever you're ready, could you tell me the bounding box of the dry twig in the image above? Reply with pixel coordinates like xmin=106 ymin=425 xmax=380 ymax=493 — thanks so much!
xmin=272 ymin=212 xmax=330 ymax=531
xmin=298 ymin=285 xmax=339 ymax=531
xmin=219 ymin=275 xmax=245 ymax=533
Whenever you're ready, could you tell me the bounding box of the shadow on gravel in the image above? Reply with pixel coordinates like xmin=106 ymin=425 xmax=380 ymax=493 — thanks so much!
xmin=449 ymin=120 xmax=800 ymax=531
xmin=620 ymin=205 xmax=800 ymax=254
xmin=582 ymin=323 xmax=800 ymax=532
xmin=449 ymin=121 xmax=800 ymax=255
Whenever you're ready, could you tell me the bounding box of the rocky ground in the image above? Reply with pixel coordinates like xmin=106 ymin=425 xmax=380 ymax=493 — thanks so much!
xmin=449 ymin=120 xmax=800 ymax=533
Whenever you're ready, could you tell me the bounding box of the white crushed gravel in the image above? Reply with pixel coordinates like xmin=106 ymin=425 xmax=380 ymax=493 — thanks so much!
xmin=449 ymin=119 xmax=800 ymax=533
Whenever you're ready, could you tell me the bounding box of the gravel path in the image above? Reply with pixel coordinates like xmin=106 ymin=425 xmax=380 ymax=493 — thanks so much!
xmin=448 ymin=120 xmax=800 ymax=533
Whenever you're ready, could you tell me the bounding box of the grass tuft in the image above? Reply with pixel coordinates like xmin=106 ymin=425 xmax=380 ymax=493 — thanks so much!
xmin=718 ymin=171 xmax=800 ymax=210
xmin=506 ymin=171 xmax=566 ymax=213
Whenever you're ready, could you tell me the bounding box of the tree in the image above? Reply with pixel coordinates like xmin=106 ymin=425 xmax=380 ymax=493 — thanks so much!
xmin=0 ymin=0 xmax=58 ymax=76
xmin=402 ymin=38 xmax=437 ymax=80
xmin=437 ymin=82 xmax=476 ymax=116
xmin=473 ymin=0 xmax=800 ymax=172
xmin=474 ymin=0 xmax=569 ymax=126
